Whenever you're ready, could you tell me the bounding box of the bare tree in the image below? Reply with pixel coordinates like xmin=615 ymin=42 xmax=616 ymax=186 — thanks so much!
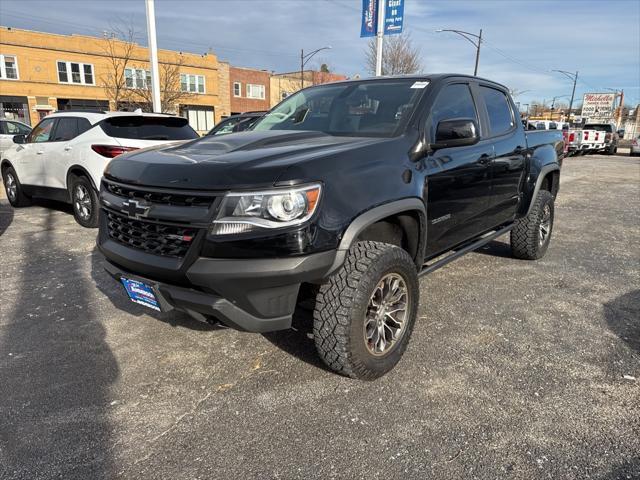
xmin=132 ymin=56 xmax=194 ymax=113
xmin=365 ymin=34 xmax=423 ymax=76
xmin=100 ymin=24 xmax=139 ymax=109
xmin=101 ymin=24 xmax=194 ymax=113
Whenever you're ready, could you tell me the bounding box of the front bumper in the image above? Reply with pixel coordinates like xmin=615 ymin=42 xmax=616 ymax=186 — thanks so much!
xmin=102 ymin=248 xmax=336 ymax=332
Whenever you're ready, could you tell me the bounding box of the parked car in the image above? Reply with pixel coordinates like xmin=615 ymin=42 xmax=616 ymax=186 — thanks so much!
xmin=0 ymin=118 xmax=32 ymax=156
xmin=1 ymin=110 xmax=199 ymax=227
xmin=206 ymin=111 xmax=265 ymax=136
xmin=583 ymin=122 xmax=619 ymax=154
xmin=631 ymin=135 xmax=640 ymax=156
xmin=97 ymin=75 xmax=564 ymax=379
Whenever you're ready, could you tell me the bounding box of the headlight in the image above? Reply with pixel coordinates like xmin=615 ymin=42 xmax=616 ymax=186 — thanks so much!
xmin=211 ymin=183 xmax=321 ymax=235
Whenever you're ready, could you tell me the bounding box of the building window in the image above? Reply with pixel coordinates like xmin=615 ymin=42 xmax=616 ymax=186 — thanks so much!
xmin=125 ymin=68 xmax=151 ymax=89
xmin=246 ymin=84 xmax=265 ymax=100
xmin=57 ymin=60 xmax=95 ymax=85
xmin=233 ymin=82 xmax=241 ymax=97
xmin=180 ymin=74 xmax=205 ymax=94
xmin=0 ymin=95 xmax=30 ymax=125
xmin=0 ymin=55 xmax=19 ymax=80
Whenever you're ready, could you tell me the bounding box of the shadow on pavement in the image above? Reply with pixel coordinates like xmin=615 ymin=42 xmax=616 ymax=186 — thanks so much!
xmin=0 ymin=200 xmax=14 ymax=237
xmin=598 ymin=457 xmax=640 ymax=479
xmin=262 ymin=285 xmax=333 ymax=373
xmin=0 ymin=210 xmax=118 ymax=479
xmin=603 ymin=289 xmax=640 ymax=355
xmin=474 ymin=239 xmax=514 ymax=259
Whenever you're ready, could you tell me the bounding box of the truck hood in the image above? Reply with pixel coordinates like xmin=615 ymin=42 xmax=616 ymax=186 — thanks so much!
xmin=104 ymin=130 xmax=387 ymax=190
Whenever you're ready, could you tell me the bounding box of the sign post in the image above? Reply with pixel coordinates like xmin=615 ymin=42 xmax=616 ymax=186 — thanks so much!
xmin=375 ymin=0 xmax=386 ymax=76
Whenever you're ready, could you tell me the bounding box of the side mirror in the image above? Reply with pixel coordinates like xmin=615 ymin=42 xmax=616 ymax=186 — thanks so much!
xmin=430 ymin=118 xmax=479 ymax=150
xmin=13 ymin=134 xmax=26 ymax=144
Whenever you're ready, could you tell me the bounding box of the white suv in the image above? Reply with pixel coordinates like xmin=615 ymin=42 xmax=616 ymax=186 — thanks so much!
xmin=1 ymin=110 xmax=198 ymax=227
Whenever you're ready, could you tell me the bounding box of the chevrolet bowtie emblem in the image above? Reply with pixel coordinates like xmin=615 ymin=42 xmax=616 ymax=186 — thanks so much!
xmin=122 ymin=199 xmax=151 ymax=219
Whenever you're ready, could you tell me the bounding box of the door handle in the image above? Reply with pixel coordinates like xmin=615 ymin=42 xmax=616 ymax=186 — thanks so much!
xmin=64 ymin=146 xmax=72 ymax=151
xmin=36 ymin=150 xmax=44 ymax=155
xmin=478 ymin=154 xmax=492 ymax=165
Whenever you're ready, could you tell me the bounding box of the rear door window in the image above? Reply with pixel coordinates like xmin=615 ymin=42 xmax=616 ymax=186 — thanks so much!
xmin=100 ymin=116 xmax=198 ymax=140
xmin=584 ymin=124 xmax=613 ymax=132
xmin=479 ymin=86 xmax=515 ymax=136
xmin=51 ymin=117 xmax=79 ymax=142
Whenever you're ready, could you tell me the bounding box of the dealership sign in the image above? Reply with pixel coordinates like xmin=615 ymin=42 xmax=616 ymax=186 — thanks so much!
xmin=384 ymin=0 xmax=404 ymax=35
xmin=360 ymin=0 xmax=378 ymax=37
xmin=361 ymin=0 xmax=404 ymax=37
xmin=581 ymin=93 xmax=616 ymax=121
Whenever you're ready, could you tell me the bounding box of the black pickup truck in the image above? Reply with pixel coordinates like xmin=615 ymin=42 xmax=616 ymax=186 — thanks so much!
xmin=98 ymin=75 xmax=564 ymax=379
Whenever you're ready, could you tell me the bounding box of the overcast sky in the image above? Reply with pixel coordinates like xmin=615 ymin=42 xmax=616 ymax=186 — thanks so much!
xmin=1 ymin=0 xmax=638 ymax=107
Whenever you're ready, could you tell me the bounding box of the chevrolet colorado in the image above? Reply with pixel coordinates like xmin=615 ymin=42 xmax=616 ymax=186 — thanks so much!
xmin=97 ymin=75 xmax=564 ymax=379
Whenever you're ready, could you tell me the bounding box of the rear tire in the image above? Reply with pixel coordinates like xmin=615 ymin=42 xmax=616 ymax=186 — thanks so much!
xmin=2 ymin=166 xmax=31 ymax=207
xmin=70 ymin=176 xmax=99 ymax=228
xmin=511 ymin=189 xmax=554 ymax=260
xmin=313 ymin=241 xmax=419 ymax=380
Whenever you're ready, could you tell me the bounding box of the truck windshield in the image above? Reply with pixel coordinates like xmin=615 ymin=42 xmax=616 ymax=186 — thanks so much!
xmin=252 ymin=79 xmax=426 ymax=137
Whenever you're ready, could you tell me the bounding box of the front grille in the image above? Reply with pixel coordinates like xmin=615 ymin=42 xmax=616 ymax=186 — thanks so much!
xmin=104 ymin=180 xmax=214 ymax=207
xmin=106 ymin=211 xmax=197 ymax=258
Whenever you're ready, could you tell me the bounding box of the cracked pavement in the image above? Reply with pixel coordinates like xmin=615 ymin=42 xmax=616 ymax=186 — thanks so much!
xmin=0 ymin=153 xmax=638 ymax=479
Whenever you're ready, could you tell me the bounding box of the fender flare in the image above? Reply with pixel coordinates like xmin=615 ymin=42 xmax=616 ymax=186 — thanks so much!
xmin=326 ymin=197 xmax=427 ymax=275
xmin=526 ymin=163 xmax=560 ymax=217
xmin=66 ymin=165 xmax=98 ymax=192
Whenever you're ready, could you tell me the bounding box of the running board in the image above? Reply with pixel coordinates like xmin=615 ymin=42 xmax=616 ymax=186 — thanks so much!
xmin=419 ymin=224 xmax=514 ymax=277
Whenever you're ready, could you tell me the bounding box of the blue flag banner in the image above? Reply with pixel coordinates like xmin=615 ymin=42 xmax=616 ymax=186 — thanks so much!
xmin=384 ymin=0 xmax=404 ymax=35
xmin=360 ymin=0 xmax=378 ymax=37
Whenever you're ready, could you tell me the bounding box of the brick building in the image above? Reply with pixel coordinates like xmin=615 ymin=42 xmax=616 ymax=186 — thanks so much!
xmin=269 ymin=70 xmax=347 ymax=107
xmin=229 ymin=66 xmax=271 ymax=115
xmin=0 ymin=27 xmax=224 ymax=133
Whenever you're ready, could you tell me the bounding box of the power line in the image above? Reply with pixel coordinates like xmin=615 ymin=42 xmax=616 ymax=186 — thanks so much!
xmin=1 ymin=10 xmax=298 ymax=59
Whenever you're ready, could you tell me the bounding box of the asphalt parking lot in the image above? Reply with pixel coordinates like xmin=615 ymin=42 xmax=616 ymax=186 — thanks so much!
xmin=0 ymin=153 xmax=638 ymax=480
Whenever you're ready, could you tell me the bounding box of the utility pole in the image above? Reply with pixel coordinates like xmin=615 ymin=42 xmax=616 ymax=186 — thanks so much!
xmin=375 ymin=0 xmax=386 ymax=76
xmin=553 ymin=70 xmax=578 ymax=123
xmin=300 ymin=49 xmax=304 ymax=90
xmin=145 ymin=0 xmax=161 ymax=113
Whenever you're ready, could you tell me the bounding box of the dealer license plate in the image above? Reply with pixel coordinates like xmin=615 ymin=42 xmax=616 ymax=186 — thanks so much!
xmin=120 ymin=278 xmax=161 ymax=311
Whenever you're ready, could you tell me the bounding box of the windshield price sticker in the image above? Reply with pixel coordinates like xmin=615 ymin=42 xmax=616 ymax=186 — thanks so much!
xmin=411 ymin=81 xmax=429 ymax=89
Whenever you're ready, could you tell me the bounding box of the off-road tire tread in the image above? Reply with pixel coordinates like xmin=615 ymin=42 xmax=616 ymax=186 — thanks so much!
xmin=511 ymin=189 xmax=553 ymax=260
xmin=313 ymin=241 xmax=416 ymax=380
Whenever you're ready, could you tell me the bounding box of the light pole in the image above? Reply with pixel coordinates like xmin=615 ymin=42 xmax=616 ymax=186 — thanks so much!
xmin=436 ymin=28 xmax=483 ymax=76
xmin=551 ymin=94 xmax=571 ymax=121
xmin=300 ymin=46 xmax=331 ymax=90
xmin=553 ymin=70 xmax=578 ymax=123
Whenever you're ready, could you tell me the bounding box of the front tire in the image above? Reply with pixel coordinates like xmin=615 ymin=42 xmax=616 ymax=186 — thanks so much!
xmin=313 ymin=241 xmax=419 ymax=380
xmin=511 ymin=189 xmax=554 ymax=260
xmin=70 ymin=176 xmax=99 ymax=228
xmin=2 ymin=166 xmax=31 ymax=207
